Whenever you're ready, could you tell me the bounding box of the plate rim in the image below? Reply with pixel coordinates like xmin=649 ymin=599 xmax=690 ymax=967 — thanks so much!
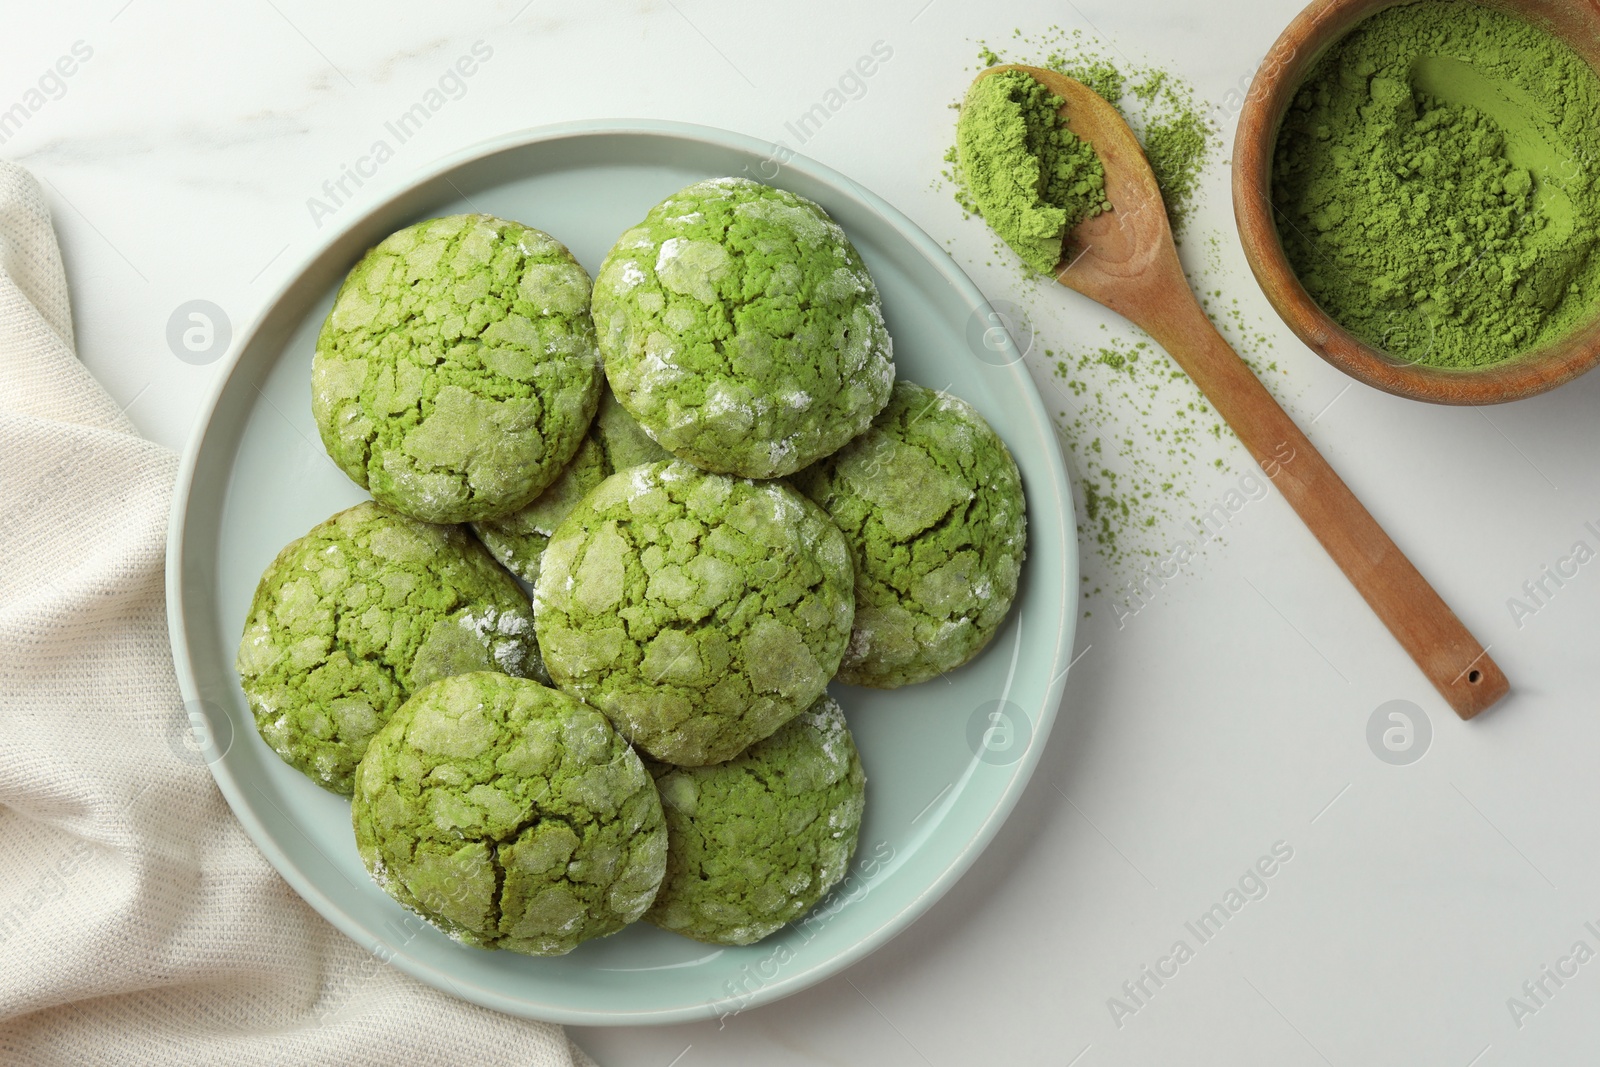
xmin=165 ymin=117 xmax=1078 ymax=1025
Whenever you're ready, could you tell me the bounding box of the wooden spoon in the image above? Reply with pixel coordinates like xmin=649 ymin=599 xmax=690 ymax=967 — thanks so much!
xmin=977 ymin=64 xmax=1508 ymax=719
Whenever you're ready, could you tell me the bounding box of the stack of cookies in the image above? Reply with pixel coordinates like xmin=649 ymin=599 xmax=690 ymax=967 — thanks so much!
xmin=236 ymin=178 xmax=1026 ymax=956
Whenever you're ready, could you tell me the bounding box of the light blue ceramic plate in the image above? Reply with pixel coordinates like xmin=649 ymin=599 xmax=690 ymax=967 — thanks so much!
xmin=166 ymin=120 xmax=1077 ymax=1025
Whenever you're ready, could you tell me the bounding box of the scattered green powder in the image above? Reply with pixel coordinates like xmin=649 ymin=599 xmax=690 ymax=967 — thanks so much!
xmin=1061 ymin=58 xmax=1124 ymax=107
xmin=1049 ymin=334 xmax=1201 ymax=571
xmin=1044 ymin=326 xmax=1257 ymax=584
xmin=1273 ymin=0 xmax=1600 ymax=367
xmin=954 ymin=70 xmax=1110 ymax=274
xmin=1144 ymin=113 xmax=1210 ymax=234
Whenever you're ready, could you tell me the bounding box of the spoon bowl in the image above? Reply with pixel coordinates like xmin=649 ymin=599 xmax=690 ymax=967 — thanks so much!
xmin=975 ymin=64 xmax=1176 ymax=313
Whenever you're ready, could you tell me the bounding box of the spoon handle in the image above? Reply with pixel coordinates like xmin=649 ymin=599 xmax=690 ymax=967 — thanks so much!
xmin=1137 ymin=291 xmax=1508 ymax=719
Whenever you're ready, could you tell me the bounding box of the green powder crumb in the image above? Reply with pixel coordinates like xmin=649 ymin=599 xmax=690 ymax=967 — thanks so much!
xmin=954 ymin=70 xmax=1110 ymax=275
xmin=1061 ymin=58 xmax=1124 ymax=108
xmin=1045 ymin=330 xmax=1224 ymax=576
xmin=1144 ymin=112 xmax=1211 ymax=235
xmin=1273 ymin=0 xmax=1600 ymax=367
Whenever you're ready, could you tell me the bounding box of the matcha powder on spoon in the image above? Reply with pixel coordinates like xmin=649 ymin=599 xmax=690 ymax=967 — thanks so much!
xmin=956 ymin=69 xmax=1110 ymax=274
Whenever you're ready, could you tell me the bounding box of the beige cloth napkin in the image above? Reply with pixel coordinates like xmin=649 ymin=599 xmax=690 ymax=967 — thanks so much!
xmin=0 ymin=160 xmax=596 ymax=1066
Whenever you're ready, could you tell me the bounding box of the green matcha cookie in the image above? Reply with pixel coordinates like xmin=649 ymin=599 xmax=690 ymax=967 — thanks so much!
xmin=352 ymin=672 xmax=667 ymax=955
xmin=235 ymin=502 xmax=540 ymax=794
xmin=312 ymin=214 xmax=603 ymax=524
xmin=472 ymin=389 xmax=670 ymax=586
xmin=645 ymin=694 xmax=865 ymax=945
xmin=792 ymin=380 xmax=1026 ymax=688
xmin=591 ymin=177 xmax=894 ymax=478
xmin=533 ymin=460 xmax=855 ymax=765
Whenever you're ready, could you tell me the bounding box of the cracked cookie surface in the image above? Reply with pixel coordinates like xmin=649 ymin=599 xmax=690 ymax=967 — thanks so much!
xmin=533 ymin=460 xmax=855 ymax=766
xmin=645 ymin=694 xmax=865 ymax=945
xmin=591 ymin=177 xmax=894 ymax=478
xmin=235 ymin=502 xmax=540 ymax=795
xmin=352 ymin=671 xmax=666 ymax=955
xmin=312 ymin=213 xmax=602 ymax=524
xmin=472 ymin=389 xmax=669 ymax=586
xmin=792 ymin=380 xmax=1026 ymax=688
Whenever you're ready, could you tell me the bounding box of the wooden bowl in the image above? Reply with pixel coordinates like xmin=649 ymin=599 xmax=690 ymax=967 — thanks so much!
xmin=1232 ymin=0 xmax=1600 ymax=404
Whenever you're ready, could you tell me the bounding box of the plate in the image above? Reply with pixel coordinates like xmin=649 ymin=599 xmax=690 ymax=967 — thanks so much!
xmin=166 ymin=119 xmax=1077 ymax=1025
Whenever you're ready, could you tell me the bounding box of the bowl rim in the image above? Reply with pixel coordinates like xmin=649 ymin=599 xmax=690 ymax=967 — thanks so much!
xmin=1231 ymin=0 xmax=1600 ymax=405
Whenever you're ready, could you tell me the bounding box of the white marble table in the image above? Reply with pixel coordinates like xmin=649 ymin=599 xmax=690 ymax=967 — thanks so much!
xmin=8 ymin=1 xmax=1597 ymax=1063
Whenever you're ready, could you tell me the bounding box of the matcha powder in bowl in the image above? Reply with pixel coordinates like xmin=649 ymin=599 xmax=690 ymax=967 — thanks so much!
xmin=955 ymin=68 xmax=1110 ymax=274
xmin=1271 ymin=0 xmax=1600 ymax=368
